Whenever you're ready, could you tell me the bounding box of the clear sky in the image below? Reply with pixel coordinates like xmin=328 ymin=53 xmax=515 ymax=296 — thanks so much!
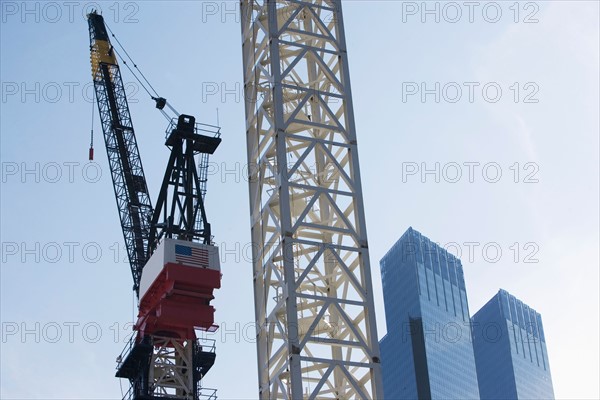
xmin=1 ymin=1 xmax=598 ymax=399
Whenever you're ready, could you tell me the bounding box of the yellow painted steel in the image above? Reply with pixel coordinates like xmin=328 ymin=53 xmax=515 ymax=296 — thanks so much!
xmin=90 ymin=39 xmax=117 ymax=78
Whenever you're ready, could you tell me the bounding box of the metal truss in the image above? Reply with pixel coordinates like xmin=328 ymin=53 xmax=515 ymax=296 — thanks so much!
xmin=90 ymin=16 xmax=153 ymax=294
xmin=149 ymin=337 xmax=195 ymax=398
xmin=117 ymin=335 xmax=217 ymax=400
xmin=149 ymin=115 xmax=221 ymax=249
xmin=241 ymin=1 xmax=383 ymax=398
xmin=148 ymin=337 xmax=217 ymax=400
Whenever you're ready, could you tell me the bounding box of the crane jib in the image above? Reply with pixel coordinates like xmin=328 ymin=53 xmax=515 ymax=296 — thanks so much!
xmin=87 ymin=11 xmax=153 ymax=294
xmin=88 ymin=12 xmax=109 ymax=41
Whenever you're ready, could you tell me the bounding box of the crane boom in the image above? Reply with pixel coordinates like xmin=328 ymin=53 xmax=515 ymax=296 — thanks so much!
xmin=88 ymin=12 xmax=153 ymax=294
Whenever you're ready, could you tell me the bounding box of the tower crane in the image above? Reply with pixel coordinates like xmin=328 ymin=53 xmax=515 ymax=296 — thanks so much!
xmin=87 ymin=11 xmax=221 ymax=400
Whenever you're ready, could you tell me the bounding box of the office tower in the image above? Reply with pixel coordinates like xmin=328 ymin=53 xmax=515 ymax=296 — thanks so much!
xmin=379 ymin=227 xmax=480 ymax=399
xmin=472 ymin=289 xmax=555 ymax=399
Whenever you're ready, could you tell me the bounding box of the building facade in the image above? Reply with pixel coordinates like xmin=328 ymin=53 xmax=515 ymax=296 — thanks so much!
xmin=379 ymin=227 xmax=480 ymax=399
xmin=472 ymin=290 xmax=555 ymax=399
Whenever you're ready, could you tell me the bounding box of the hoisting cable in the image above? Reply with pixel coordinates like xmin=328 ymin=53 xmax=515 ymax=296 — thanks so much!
xmin=111 ymin=45 xmax=178 ymax=124
xmin=104 ymin=21 xmax=181 ymax=120
xmin=105 ymin=23 xmax=160 ymax=97
xmin=89 ymin=89 xmax=95 ymax=160
xmin=165 ymin=101 xmax=179 ymax=117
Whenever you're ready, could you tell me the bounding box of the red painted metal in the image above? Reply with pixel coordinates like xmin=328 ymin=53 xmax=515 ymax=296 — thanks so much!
xmin=135 ymin=262 xmax=220 ymax=340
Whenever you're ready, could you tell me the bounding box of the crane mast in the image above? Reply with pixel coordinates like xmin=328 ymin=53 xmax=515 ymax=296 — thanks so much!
xmin=240 ymin=1 xmax=383 ymax=398
xmin=88 ymin=11 xmax=221 ymax=400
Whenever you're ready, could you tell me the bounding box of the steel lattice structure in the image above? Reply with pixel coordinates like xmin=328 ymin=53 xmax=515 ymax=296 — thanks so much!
xmin=148 ymin=115 xmax=221 ymax=250
xmin=89 ymin=16 xmax=153 ymax=294
xmin=241 ymin=1 xmax=383 ymax=398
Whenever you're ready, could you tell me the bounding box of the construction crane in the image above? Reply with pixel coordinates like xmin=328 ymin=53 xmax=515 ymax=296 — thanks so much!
xmin=88 ymin=0 xmax=383 ymax=398
xmin=87 ymin=11 xmax=221 ymax=400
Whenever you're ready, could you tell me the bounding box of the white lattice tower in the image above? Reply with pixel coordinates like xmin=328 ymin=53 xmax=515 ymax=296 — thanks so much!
xmin=240 ymin=1 xmax=383 ymax=399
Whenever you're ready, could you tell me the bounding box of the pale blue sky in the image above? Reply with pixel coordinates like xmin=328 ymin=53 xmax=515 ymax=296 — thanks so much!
xmin=1 ymin=1 xmax=598 ymax=399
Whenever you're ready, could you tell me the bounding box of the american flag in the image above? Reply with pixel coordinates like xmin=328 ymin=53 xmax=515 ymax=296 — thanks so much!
xmin=175 ymin=244 xmax=210 ymax=268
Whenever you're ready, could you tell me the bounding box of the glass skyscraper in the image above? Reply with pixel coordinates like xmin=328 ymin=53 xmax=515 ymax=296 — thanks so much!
xmin=379 ymin=227 xmax=480 ymax=399
xmin=472 ymin=289 xmax=555 ymax=399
